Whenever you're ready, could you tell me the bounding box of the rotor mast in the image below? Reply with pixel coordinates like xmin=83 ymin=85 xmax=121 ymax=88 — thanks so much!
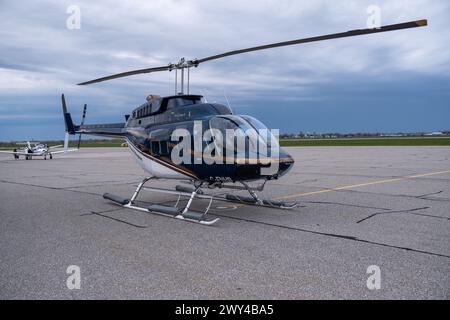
xmin=169 ymin=57 xmax=198 ymax=95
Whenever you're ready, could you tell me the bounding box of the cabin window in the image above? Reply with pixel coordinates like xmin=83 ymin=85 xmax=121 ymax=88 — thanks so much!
xmin=160 ymin=141 xmax=168 ymax=155
xmin=133 ymin=111 xmax=136 ymax=118
xmin=150 ymin=141 xmax=169 ymax=155
xmin=151 ymin=141 xmax=159 ymax=154
xmin=152 ymin=100 xmax=162 ymax=113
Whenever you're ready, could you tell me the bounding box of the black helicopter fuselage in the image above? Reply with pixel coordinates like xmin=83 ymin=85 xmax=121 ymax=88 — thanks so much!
xmin=66 ymin=19 xmax=428 ymax=184
xmin=66 ymin=94 xmax=294 ymax=182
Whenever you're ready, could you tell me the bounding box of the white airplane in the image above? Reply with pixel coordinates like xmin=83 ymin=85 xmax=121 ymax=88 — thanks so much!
xmin=0 ymin=141 xmax=78 ymax=160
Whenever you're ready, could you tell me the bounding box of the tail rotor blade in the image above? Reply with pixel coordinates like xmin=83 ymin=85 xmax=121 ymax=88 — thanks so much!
xmin=77 ymin=104 xmax=87 ymax=149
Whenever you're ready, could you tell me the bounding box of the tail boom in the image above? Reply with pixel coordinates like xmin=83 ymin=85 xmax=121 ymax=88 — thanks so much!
xmin=61 ymin=94 xmax=125 ymax=139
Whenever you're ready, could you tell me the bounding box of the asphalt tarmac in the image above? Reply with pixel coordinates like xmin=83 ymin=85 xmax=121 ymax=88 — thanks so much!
xmin=0 ymin=147 xmax=449 ymax=299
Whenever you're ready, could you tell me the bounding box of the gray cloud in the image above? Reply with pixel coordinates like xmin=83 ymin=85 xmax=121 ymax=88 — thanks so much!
xmin=0 ymin=0 xmax=449 ymax=140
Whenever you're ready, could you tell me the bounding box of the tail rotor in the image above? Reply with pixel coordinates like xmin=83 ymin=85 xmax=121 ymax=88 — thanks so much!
xmin=77 ymin=104 xmax=87 ymax=149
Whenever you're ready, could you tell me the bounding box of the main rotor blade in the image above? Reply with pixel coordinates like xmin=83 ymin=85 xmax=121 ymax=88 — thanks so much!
xmin=77 ymin=65 xmax=171 ymax=85
xmin=76 ymin=19 xmax=426 ymax=85
xmin=196 ymin=19 xmax=427 ymax=64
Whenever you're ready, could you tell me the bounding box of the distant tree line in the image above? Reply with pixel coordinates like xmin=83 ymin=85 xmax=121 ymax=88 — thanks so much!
xmin=279 ymin=131 xmax=450 ymax=139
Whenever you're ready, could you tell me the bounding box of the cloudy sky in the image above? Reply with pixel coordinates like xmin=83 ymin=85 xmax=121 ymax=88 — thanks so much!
xmin=0 ymin=0 xmax=449 ymax=140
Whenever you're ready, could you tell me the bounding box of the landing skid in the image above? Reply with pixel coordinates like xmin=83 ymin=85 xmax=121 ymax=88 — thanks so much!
xmin=102 ymin=177 xmax=298 ymax=226
xmin=103 ymin=177 xmax=220 ymax=226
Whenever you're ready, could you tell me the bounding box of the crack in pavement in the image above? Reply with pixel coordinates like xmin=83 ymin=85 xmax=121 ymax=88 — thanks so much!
xmin=417 ymin=190 xmax=443 ymax=198
xmin=81 ymin=209 xmax=148 ymax=228
xmin=300 ymin=200 xmax=391 ymax=211
xmin=416 ymin=191 xmax=450 ymax=202
xmin=79 ymin=208 xmax=124 ymax=216
xmin=356 ymin=206 xmax=449 ymax=223
xmin=209 ymin=212 xmax=450 ymax=259
xmin=419 ymin=196 xmax=450 ymax=202
xmin=0 ymin=179 xmax=104 ymax=197
xmin=63 ymin=181 xmax=138 ymax=190
xmin=320 ymin=188 xmax=450 ymax=203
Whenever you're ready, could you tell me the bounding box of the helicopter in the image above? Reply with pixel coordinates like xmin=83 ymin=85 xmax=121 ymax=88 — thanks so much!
xmin=62 ymin=19 xmax=427 ymax=225
xmin=0 ymin=141 xmax=78 ymax=160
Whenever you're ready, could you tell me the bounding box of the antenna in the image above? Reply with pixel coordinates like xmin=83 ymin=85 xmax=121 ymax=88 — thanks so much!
xmin=223 ymin=90 xmax=233 ymax=113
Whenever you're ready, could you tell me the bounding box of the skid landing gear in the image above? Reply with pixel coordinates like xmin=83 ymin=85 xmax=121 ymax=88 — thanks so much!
xmin=103 ymin=178 xmax=298 ymax=226
xmin=103 ymin=177 xmax=220 ymax=226
xmin=148 ymin=182 xmax=297 ymax=210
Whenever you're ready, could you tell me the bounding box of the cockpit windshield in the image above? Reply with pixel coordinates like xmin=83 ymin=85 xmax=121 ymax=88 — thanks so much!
xmin=240 ymin=115 xmax=279 ymax=148
xmin=209 ymin=115 xmax=279 ymax=157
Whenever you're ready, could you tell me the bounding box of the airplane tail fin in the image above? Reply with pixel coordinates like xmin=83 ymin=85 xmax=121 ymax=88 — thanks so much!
xmin=61 ymin=93 xmax=77 ymax=152
xmin=61 ymin=94 xmax=76 ymax=134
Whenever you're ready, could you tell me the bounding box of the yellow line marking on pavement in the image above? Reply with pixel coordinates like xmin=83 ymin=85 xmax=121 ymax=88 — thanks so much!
xmin=274 ymin=169 xmax=450 ymax=201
